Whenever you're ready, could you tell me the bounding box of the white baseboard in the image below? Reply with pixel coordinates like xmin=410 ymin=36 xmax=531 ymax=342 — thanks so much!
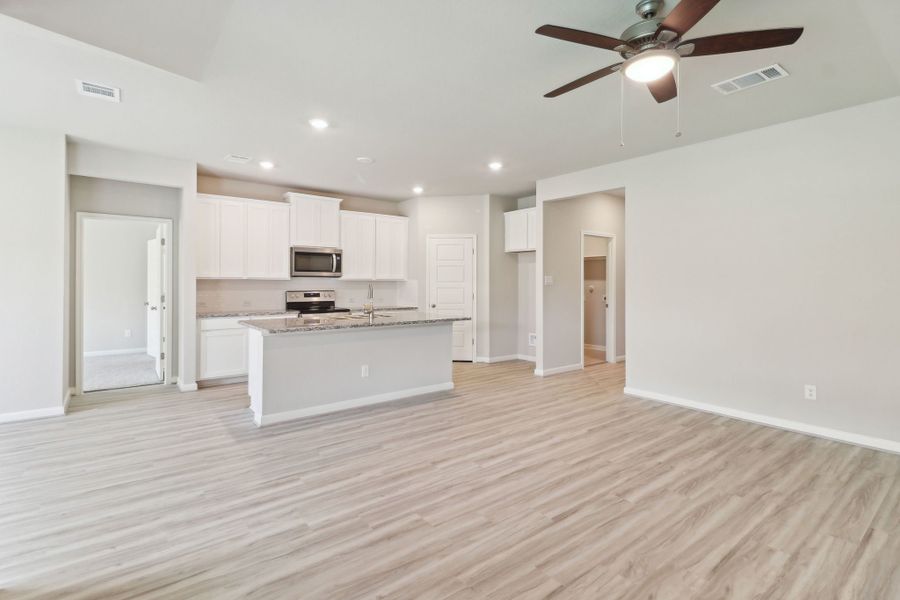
xmin=616 ymin=354 xmax=626 ymax=362
xmin=255 ymin=381 xmax=455 ymax=427
xmin=584 ymin=344 xmax=606 ymax=351
xmin=476 ymin=354 xmax=535 ymax=364
xmin=534 ymin=363 xmax=583 ymax=377
xmin=83 ymin=348 xmax=147 ymax=357
xmin=624 ymin=387 xmax=900 ymax=455
xmin=0 ymin=405 xmax=66 ymax=424
xmin=198 ymin=376 xmax=248 ymax=388
xmin=177 ymin=381 xmax=198 ymax=392
xmin=517 ymin=354 xmax=536 ymax=363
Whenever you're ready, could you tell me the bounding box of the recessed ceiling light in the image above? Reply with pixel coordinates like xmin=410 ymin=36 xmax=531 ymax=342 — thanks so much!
xmin=356 ymin=156 xmax=375 ymax=165
xmin=259 ymin=160 xmax=275 ymax=170
xmin=412 ymin=186 xmax=424 ymax=195
xmin=309 ymin=118 xmax=329 ymax=130
xmin=488 ymin=161 xmax=503 ymax=171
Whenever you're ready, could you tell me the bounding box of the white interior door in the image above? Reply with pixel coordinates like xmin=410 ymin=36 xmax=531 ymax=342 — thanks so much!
xmin=146 ymin=230 xmax=165 ymax=379
xmin=427 ymin=236 xmax=474 ymax=361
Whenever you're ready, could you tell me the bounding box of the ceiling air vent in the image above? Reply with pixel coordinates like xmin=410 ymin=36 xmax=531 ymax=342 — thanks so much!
xmin=224 ymin=154 xmax=252 ymax=164
xmin=712 ymin=64 xmax=789 ymax=95
xmin=76 ymin=80 xmax=121 ymax=102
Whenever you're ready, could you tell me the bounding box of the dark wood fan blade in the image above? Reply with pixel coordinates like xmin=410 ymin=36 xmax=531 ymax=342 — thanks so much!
xmin=647 ymin=72 xmax=677 ymax=103
xmin=545 ymin=63 xmax=621 ymax=98
xmin=656 ymin=0 xmax=721 ymax=38
xmin=681 ymin=28 xmax=804 ymax=56
xmin=536 ymin=25 xmax=628 ymax=51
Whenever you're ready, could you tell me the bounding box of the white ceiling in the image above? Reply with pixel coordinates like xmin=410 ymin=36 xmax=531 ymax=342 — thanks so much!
xmin=0 ymin=0 xmax=898 ymax=200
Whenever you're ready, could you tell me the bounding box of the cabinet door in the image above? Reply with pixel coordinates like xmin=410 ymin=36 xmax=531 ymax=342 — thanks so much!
xmin=245 ymin=203 xmax=269 ymax=278
xmin=196 ymin=197 xmax=220 ymax=277
xmin=319 ymin=199 xmax=341 ymax=248
xmin=268 ymin=203 xmax=290 ymax=279
xmin=290 ymin=196 xmax=320 ymax=247
xmin=199 ymin=328 xmax=248 ymax=379
xmin=505 ymin=210 xmax=528 ymax=252
xmin=342 ymin=212 xmax=376 ymax=280
xmin=375 ymin=216 xmax=408 ymax=280
xmin=218 ymin=200 xmax=246 ymax=277
xmin=525 ymin=208 xmax=537 ymax=251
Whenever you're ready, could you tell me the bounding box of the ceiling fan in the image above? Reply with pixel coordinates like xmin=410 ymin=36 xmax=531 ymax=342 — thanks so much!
xmin=536 ymin=0 xmax=803 ymax=102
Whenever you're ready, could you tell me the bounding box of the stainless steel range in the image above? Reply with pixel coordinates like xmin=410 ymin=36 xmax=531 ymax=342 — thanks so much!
xmin=285 ymin=290 xmax=351 ymax=315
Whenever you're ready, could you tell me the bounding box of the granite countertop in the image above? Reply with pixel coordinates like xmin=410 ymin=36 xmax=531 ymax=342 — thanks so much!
xmin=197 ymin=306 xmax=418 ymax=319
xmin=197 ymin=309 xmax=300 ymax=319
xmin=240 ymin=310 xmax=468 ymax=334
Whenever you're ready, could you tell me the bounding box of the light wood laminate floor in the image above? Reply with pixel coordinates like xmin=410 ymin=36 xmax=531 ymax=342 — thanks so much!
xmin=2 ymin=360 xmax=899 ymax=599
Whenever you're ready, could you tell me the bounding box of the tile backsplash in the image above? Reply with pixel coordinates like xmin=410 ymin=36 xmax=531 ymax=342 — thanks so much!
xmin=196 ymin=278 xmax=418 ymax=313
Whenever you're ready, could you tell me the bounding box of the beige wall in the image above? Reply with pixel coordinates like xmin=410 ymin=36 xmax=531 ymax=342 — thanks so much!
xmin=517 ymin=253 xmax=536 ymax=358
xmin=0 ymin=127 xmax=67 ymax=418
xmin=197 ymin=174 xmax=402 ymax=215
xmin=538 ymin=96 xmax=900 ymax=448
xmin=487 ymin=195 xmax=520 ymax=358
xmin=542 ymin=193 xmax=626 ymax=368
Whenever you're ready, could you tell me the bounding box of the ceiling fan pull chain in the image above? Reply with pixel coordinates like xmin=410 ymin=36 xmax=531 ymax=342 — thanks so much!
xmin=619 ymin=74 xmax=625 ymax=147
xmin=675 ymin=61 xmax=683 ymax=138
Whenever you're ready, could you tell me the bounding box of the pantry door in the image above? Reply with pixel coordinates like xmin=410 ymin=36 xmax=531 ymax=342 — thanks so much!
xmin=426 ymin=235 xmax=475 ymax=361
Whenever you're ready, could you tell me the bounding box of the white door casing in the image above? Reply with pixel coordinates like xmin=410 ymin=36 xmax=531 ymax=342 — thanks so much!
xmin=427 ymin=235 xmax=475 ymax=361
xmin=146 ymin=229 xmax=165 ymax=379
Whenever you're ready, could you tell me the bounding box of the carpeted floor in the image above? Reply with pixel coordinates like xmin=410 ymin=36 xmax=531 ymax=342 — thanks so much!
xmin=82 ymin=352 xmax=162 ymax=392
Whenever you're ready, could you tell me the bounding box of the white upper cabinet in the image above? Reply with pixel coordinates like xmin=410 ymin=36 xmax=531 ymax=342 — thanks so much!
xmin=196 ymin=196 xmax=220 ymax=278
xmin=505 ymin=207 xmax=536 ymax=252
xmin=286 ymin=192 xmax=342 ymax=248
xmin=375 ymin=215 xmax=408 ymax=280
xmin=340 ymin=211 xmax=408 ymax=281
xmin=196 ymin=194 xmax=290 ymax=280
xmin=340 ymin=211 xmax=376 ymax=280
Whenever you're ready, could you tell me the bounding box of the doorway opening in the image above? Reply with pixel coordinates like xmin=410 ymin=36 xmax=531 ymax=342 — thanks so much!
xmin=581 ymin=231 xmax=616 ymax=367
xmin=76 ymin=213 xmax=173 ymax=393
xmin=426 ymin=234 xmax=476 ymax=362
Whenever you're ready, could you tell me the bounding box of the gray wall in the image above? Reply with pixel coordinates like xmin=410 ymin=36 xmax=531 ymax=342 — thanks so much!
xmin=488 ymin=195 xmax=520 ymax=358
xmin=538 ymin=96 xmax=900 ymax=446
xmin=0 ymin=127 xmax=67 ymax=417
xmin=543 ymin=193 xmax=626 ymax=368
xmin=69 ymin=176 xmax=181 ymax=384
xmin=82 ymin=218 xmax=160 ymax=353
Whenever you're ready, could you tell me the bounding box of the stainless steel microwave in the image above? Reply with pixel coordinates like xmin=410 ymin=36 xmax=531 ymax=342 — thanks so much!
xmin=290 ymin=246 xmax=342 ymax=277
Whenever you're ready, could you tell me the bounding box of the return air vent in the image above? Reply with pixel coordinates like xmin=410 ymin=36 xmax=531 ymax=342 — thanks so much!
xmin=76 ymin=80 xmax=121 ymax=102
xmin=224 ymin=154 xmax=253 ymax=164
xmin=712 ymin=64 xmax=789 ymax=95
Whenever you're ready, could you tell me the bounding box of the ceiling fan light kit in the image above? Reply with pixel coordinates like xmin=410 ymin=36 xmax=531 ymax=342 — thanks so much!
xmin=623 ymin=49 xmax=679 ymax=82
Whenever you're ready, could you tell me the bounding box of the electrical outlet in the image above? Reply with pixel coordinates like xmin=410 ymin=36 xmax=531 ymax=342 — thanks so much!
xmin=361 ymin=365 xmax=369 ymax=378
xmin=124 ymin=329 xmax=132 ymax=338
xmin=528 ymin=333 xmax=537 ymax=347
xmin=804 ymin=384 xmax=817 ymax=400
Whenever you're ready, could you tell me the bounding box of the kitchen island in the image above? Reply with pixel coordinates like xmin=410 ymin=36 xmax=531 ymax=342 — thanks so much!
xmin=241 ymin=311 xmax=468 ymax=426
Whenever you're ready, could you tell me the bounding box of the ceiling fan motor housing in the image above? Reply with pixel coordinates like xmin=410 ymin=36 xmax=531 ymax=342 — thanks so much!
xmin=635 ymin=0 xmax=663 ymax=19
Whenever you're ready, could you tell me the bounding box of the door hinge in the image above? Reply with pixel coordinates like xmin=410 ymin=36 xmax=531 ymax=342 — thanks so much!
xmin=160 ymin=294 xmax=166 ymax=303
xmin=160 ymin=352 xmax=166 ymax=360
xmin=160 ymin=238 xmax=166 ymax=246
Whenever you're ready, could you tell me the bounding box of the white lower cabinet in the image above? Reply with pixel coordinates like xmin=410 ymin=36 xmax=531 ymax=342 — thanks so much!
xmin=199 ymin=328 xmax=248 ymax=380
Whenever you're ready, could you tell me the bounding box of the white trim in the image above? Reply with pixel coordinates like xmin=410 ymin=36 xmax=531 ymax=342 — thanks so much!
xmin=254 ymin=382 xmax=455 ymax=426
xmin=0 ymin=406 xmax=66 ymax=424
xmin=83 ymin=348 xmax=147 ymax=357
xmin=616 ymin=354 xmax=626 ymax=362
xmin=63 ymin=387 xmax=74 ymax=413
xmin=584 ymin=344 xmax=606 ymax=351
xmin=624 ymin=387 xmax=900 ymax=455
xmin=177 ymin=381 xmax=198 ymax=392
xmin=476 ymin=354 xmax=536 ymax=364
xmin=425 ymin=234 xmax=477 ymax=362
xmin=534 ymin=363 xmax=583 ymax=377
xmin=580 ymin=231 xmax=617 ymax=367
xmin=75 ymin=213 xmax=174 ymax=394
